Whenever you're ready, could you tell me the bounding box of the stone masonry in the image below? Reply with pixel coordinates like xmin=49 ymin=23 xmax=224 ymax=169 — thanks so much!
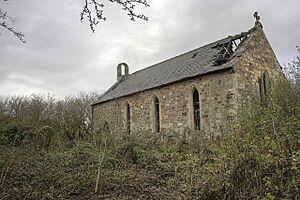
xmin=234 ymin=24 xmax=283 ymax=101
xmin=93 ymin=70 xmax=235 ymax=136
xmin=92 ymin=18 xmax=283 ymax=137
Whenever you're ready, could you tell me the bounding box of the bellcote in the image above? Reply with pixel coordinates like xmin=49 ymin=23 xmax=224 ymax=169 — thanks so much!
xmin=117 ymin=63 xmax=129 ymax=81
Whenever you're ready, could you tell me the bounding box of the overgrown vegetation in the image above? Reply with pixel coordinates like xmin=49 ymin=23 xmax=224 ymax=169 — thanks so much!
xmin=1 ymin=55 xmax=300 ymax=199
xmin=283 ymin=46 xmax=300 ymax=89
xmin=0 ymin=78 xmax=299 ymax=199
xmin=0 ymin=92 xmax=98 ymax=148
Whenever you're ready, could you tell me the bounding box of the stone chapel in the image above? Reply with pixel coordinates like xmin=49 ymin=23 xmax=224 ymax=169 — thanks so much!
xmin=92 ymin=13 xmax=283 ymax=136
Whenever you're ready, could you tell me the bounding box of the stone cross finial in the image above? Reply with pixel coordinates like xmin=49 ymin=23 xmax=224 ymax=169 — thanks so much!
xmin=253 ymin=11 xmax=263 ymax=28
xmin=254 ymin=11 xmax=260 ymax=22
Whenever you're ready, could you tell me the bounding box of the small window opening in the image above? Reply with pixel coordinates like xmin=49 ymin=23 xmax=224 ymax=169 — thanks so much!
xmin=154 ymin=96 xmax=160 ymax=133
xmin=193 ymin=89 xmax=200 ymax=130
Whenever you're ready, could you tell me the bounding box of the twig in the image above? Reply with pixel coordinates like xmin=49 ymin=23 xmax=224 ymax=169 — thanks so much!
xmin=94 ymin=136 xmax=107 ymax=193
xmin=80 ymin=0 xmax=149 ymax=32
xmin=0 ymin=155 xmax=15 ymax=188
xmin=0 ymin=8 xmax=26 ymax=43
xmin=271 ymin=117 xmax=277 ymax=135
xmin=0 ymin=194 xmax=11 ymax=200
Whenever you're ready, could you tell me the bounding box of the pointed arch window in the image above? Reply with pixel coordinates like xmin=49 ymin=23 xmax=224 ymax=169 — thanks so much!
xmin=193 ymin=88 xmax=201 ymax=130
xmin=103 ymin=120 xmax=109 ymax=132
xmin=153 ymin=96 xmax=160 ymax=133
xmin=259 ymin=71 xmax=270 ymax=104
xmin=126 ymin=103 xmax=131 ymax=133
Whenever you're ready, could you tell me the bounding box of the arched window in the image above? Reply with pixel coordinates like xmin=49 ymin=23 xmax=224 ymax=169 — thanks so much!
xmin=153 ymin=96 xmax=160 ymax=133
xmin=259 ymin=71 xmax=270 ymax=103
xmin=103 ymin=120 xmax=110 ymax=133
xmin=126 ymin=103 xmax=131 ymax=133
xmin=192 ymin=88 xmax=201 ymax=130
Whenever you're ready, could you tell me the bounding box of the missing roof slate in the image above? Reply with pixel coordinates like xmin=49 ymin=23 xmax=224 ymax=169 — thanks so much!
xmin=93 ymin=27 xmax=255 ymax=105
xmin=213 ymin=31 xmax=250 ymax=65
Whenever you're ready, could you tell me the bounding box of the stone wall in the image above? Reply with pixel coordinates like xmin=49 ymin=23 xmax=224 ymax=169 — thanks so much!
xmin=93 ymin=70 xmax=236 ymax=137
xmin=234 ymin=25 xmax=283 ymax=102
xmin=92 ymin=24 xmax=284 ymax=138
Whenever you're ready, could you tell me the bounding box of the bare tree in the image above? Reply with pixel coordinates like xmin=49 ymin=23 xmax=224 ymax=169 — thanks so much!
xmin=80 ymin=0 xmax=150 ymax=32
xmin=0 ymin=0 xmax=25 ymax=43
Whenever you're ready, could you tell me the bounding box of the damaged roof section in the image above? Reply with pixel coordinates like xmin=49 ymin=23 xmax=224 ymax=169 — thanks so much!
xmin=213 ymin=31 xmax=250 ymax=65
xmin=93 ymin=27 xmax=255 ymax=105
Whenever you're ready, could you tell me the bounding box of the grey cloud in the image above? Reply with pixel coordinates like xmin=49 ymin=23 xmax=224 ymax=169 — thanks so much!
xmin=0 ymin=0 xmax=299 ymax=97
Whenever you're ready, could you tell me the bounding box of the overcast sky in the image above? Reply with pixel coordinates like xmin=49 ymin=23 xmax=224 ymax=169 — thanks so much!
xmin=0 ymin=0 xmax=299 ymax=98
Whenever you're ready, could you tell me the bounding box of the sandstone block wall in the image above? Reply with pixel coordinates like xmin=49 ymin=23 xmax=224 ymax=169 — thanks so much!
xmin=234 ymin=25 xmax=283 ymax=101
xmin=93 ymin=70 xmax=236 ymax=136
xmin=92 ymin=25 xmax=283 ymax=137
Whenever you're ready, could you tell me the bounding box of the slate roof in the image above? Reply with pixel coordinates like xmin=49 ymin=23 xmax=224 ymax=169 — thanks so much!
xmin=93 ymin=30 xmax=251 ymax=105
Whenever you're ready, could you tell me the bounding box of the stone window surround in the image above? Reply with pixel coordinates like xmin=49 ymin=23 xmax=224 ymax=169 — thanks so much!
xmin=126 ymin=102 xmax=131 ymax=133
xmin=259 ymin=70 xmax=270 ymax=103
xmin=188 ymin=85 xmax=201 ymax=130
xmin=151 ymin=95 xmax=160 ymax=133
xmin=121 ymin=85 xmax=204 ymax=133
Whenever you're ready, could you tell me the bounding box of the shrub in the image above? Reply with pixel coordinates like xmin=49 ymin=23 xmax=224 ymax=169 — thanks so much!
xmin=196 ymin=79 xmax=300 ymax=199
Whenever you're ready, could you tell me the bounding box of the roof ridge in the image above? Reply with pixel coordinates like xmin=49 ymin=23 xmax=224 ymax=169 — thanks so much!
xmin=131 ymin=36 xmax=229 ymax=76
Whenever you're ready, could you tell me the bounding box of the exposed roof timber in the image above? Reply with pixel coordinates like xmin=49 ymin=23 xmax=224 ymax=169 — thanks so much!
xmin=213 ymin=30 xmax=251 ymax=65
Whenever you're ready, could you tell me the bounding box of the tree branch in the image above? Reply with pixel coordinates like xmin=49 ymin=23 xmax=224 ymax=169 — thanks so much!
xmin=80 ymin=0 xmax=149 ymax=32
xmin=0 ymin=1 xmax=26 ymax=43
